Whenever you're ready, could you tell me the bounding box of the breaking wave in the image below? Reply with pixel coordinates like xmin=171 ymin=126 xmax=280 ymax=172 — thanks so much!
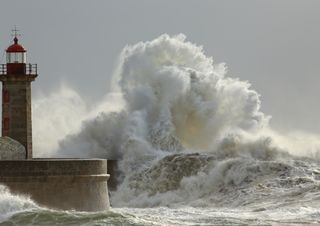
xmin=32 ymin=34 xmax=320 ymax=209
xmin=0 ymin=185 xmax=39 ymax=222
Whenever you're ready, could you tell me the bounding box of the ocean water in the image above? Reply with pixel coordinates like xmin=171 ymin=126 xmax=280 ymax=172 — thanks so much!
xmin=1 ymin=152 xmax=320 ymax=225
xmin=2 ymin=207 xmax=320 ymax=226
xmin=2 ymin=34 xmax=320 ymax=225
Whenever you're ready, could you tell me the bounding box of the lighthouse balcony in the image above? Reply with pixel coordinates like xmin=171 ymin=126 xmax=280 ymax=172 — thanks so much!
xmin=0 ymin=64 xmax=37 ymax=75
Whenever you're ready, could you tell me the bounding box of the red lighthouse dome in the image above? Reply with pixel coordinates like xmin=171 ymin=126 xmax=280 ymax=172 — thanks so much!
xmin=6 ymin=37 xmax=26 ymax=53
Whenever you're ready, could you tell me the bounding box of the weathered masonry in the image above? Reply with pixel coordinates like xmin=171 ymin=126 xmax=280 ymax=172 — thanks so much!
xmin=0 ymin=35 xmax=37 ymax=159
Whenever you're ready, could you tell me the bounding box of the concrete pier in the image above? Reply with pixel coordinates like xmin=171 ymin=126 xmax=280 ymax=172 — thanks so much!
xmin=0 ymin=159 xmax=110 ymax=211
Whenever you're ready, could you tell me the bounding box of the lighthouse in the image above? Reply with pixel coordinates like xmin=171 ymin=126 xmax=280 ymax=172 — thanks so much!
xmin=0 ymin=29 xmax=110 ymax=211
xmin=0 ymin=31 xmax=37 ymax=159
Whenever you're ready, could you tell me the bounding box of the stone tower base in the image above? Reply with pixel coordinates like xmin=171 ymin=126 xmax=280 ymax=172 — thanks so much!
xmin=0 ymin=159 xmax=109 ymax=211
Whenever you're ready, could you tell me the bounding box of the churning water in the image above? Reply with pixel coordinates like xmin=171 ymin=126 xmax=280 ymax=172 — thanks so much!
xmin=1 ymin=34 xmax=320 ymax=225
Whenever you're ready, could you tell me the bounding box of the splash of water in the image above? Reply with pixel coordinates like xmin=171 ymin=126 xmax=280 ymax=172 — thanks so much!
xmin=49 ymin=34 xmax=268 ymax=158
xmin=31 ymin=34 xmax=320 ymax=208
xmin=0 ymin=185 xmax=39 ymax=222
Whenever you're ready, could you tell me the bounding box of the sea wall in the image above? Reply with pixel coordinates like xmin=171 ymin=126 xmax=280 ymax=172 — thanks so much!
xmin=0 ymin=159 xmax=109 ymax=211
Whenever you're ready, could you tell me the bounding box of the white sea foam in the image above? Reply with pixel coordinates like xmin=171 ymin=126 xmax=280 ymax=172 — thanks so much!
xmin=31 ymin=34 xmax=320 ymax=210
xmin=0 ymin=185 xmax=39 ymax=222
xmin=46 ymin=34 xmax=269 ymax=159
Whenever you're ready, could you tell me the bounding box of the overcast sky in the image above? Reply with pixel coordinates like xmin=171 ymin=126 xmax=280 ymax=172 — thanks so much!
xmin=1 ymin=0 xmax=320 ymax=133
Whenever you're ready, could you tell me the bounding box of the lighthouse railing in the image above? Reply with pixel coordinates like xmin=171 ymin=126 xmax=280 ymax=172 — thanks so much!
xmin=26 ymin=64 xmax=37 ymax=75
xmin=0 ymin=64 xmax=37 ymax=75
xmin=0 ymin=64 xmax=6 ymax=74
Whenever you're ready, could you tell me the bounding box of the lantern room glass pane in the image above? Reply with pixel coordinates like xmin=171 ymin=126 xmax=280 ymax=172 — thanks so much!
xmin=22 ymin=52 xmax=26 ymax=63
xmin=6 ymin=52 xmax=26 ymax=63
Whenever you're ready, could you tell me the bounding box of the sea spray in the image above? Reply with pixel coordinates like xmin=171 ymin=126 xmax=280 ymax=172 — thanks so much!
xmin=31 ymin=34 xmax=320 ymax=210
xmin=33 ymin=86 xmax=87 ymax=157
xmin=0 ymin=185 xmax=39 ymax=222
xmin=52 ymin=34 xmax=268 ymax=158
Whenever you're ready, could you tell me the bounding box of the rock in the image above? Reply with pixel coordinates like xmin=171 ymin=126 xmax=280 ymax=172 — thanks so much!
xmin=0 ymin=136 xmax=26 ymax=159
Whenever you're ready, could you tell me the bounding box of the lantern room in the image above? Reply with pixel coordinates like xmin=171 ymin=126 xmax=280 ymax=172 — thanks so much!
xmin=6 ymin=37 xmax=27 ymax=64
xmin=0 ymin=34 xmax=37 ymax=76
xmin=2 ymin=35 xmax=34 ymax=75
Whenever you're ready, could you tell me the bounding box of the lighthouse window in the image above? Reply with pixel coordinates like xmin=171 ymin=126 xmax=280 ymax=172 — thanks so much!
xmin=22 ymin=53 xmax=26 ymax=63
xmin=6 ymin=52 xmax=26 ymax=63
